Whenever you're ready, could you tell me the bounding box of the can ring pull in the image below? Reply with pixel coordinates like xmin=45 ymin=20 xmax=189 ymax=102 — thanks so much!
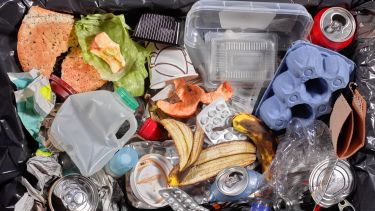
xmin=338 ymin=199 xmax=355 ymax=211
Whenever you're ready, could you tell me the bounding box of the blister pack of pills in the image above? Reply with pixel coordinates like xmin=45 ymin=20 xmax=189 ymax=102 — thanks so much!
xmin=197 ymin=97 xmax=247 ymax=145
xmin=159 ymin=188 xmax=208 ymax=211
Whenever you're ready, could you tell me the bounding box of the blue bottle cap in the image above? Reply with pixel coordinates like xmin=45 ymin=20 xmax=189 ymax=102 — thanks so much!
xmin=115 ymin=87 xmax=139 ymax=110
xmin=108 ymin=147 xmax=138 ymax=177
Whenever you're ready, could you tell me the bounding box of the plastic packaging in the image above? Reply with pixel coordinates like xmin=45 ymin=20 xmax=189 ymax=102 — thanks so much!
xmin=104 ymin=147 xmax=139 ymax=178
xmin=270 ymin=119 xmax=336 ymax=209
xmin=184 ymin=1 xmax=313 ymax=88
xmin=50 ymin=88 xmax=138 ymax=176
xmin=197 ymin=97 xmax=247 ymax=145
xmin=257 ymin=41 xmax=355 ymax=130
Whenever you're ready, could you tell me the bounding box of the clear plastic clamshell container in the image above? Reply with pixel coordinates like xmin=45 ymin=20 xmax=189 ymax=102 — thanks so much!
xmin=184 ymin=1 xmax=313 ymax=88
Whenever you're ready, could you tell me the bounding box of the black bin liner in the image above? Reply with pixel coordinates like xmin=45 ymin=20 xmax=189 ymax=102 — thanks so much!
xmin=0 ymin=0 xmax=373 ymax=210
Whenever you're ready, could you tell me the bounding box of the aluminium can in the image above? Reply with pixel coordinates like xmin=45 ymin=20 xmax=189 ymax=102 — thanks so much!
xmin=130 ymin=153 xmax=173 ymax=208
xmin=310 ymin=7 xmax=356 ymax=51
xmin=209 ymin=166 xmax=264 ymax=202
xmin=48 ymin=175 xmax=99 ymax=211
xmin=308 ymin=159 xmax=354 ymax=208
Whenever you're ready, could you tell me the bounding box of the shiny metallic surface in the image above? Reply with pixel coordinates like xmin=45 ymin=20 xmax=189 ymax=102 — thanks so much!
xmin=309 ymin=160 xmax=354 ymax=208
xmin=320 ymin=7 xmax=356 ymax=42
xmin=216 ymin=166 xmax=248 ymax=196
xmin=48 ymin=175 xmax=99 ymax=211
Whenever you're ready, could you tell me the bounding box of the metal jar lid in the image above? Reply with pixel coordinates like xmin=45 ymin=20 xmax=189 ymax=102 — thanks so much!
xmin=309 ymin=159 xmax=354 ymax=208
xmin=48 ymin=175 xmax=99 ymax=211
xmin=320 ymin=7 xmax=356 ymax=43
xmin=130 ymin=154 xmax=173 ymax=208
xmin=215 ymin=166 xmax=248 ymax=196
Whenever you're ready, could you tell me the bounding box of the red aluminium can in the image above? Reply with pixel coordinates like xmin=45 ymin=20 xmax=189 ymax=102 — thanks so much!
xmin=310 ymin=7 xmax=356 ymax=51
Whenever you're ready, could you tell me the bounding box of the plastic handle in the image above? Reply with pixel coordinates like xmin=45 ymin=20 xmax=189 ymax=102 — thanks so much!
xmin=117 ymin=114 xmax=138 ymax=147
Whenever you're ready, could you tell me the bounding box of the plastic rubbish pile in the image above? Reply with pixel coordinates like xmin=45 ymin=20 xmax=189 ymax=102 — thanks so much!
xmin=1 ymin=0 xmax=375 ymax=211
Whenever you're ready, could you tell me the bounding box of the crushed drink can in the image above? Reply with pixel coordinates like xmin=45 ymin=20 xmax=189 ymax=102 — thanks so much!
xmin=310 ymin=7 xmax=356 ymax=51
xmin=309 ymin=159 xmax=354 ymax=208
xmin=130 ymin=153 xmax=173 ymax=208
xmin=48 ymin=175 xmax=99 ymax=211
xmin=209 ymin=166 xmax=264 ymax=202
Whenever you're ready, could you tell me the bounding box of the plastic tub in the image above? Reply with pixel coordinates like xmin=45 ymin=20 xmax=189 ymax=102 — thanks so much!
xmin=184 ymin=0 xmax=313 ymax=88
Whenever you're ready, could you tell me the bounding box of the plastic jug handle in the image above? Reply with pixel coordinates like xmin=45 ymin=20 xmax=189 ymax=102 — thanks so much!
xmin=118 ymin=115 xmax=138 ymax=146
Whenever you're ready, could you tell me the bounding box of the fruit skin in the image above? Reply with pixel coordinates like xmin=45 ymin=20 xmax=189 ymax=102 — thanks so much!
xmin=172 ymin=153 xmax=256 ymax=186
xmin=232 ymin=113 xmax=277 ymax=174
xmin=160 ymin=119 xmax=190 ymax=171
xmin=174 ymin=120 xmax=193 ymax=171
xmin=157 ymin=79 xmax=233 ymax=118
xmin=185 ymin=125 xmax=205 ymax=168
xmin=194 ymin=140 xmax=256 ymax=166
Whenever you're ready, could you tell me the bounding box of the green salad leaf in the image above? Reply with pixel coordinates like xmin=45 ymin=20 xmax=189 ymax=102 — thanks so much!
xmin=75 ymin=13 xmax=149 ymax=96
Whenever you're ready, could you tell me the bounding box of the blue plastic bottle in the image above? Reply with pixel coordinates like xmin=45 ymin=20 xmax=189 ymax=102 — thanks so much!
xmin=104 ymin=146 xmax=139 ymax=178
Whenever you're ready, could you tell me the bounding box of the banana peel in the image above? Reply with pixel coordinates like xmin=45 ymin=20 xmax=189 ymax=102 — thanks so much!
xmin=232 ymin=113 xmax=277 ymax=174
xmin=194 ymin=140 xmax=256 ymax=166
xmin=160 ymin=119 xmax=191 ymax=171
xmin=169 ymin=153 xmax=256 ymax=186
xmin=186 ymin=125 xmax=205 ymax=168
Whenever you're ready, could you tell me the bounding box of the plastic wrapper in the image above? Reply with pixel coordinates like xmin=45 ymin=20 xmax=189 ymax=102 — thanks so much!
xmin=269 ymin=119 xmax=336 ymax=207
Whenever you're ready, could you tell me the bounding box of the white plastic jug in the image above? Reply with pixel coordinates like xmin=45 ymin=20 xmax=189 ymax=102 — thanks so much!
xmin=50 ymin=87 xmax=138 ymax=176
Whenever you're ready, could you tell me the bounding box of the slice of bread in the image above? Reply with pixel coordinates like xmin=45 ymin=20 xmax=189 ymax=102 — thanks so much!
xmin=17 ymin=6 xmax=75 ymax=77
xmin=62 ymin=48 xmax=107 ymax=93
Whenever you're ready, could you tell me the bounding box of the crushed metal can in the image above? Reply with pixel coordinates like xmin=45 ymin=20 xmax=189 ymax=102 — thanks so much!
xmin=130 ymin=153 xmax=173 ymax=208
xmin=48 ymin=175 xmax=99 ymax=211
xmin=309 ymin=159 xmax=354 ymax=208
xmin=209 ymin=166 xmax=264 ymax=202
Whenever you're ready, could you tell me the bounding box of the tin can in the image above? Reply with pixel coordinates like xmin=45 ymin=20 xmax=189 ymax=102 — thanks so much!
xmin=309 ymin=159 xmax=354 ymax=208
xmin=130 ymin=153 xmax=173 ymax=208
xmin=310 ymin=7 xmax=356 ymax=51
xmin=209 ymin=166 xmax=264 ymax=202
xmin=48 ymin=175 xmax=99 ymax=211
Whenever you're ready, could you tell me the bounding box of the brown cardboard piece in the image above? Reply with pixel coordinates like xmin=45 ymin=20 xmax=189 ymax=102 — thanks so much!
xmin=330 ymin=94 xmax=353 ymax=158
xmin=330 ymin=84 xmax=367 ymax=159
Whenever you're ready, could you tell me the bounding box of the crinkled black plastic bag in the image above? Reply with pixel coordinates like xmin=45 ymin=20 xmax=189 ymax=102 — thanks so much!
xmin=0 ymin=0 xmax=373 ymax=210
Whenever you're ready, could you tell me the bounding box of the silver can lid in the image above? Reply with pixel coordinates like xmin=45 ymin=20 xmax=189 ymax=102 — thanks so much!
xmin=320 ymin=7 xmax=356 ymax=42
xmin=130 ymin=154 xmax=173 ymax=208
xmin=309 ymin=159 xmax=354 ymax=208
xmin=215 ymin=166 xmax=248 ymax=196
xmin=48 ymin=175 xmax=99 ymax=211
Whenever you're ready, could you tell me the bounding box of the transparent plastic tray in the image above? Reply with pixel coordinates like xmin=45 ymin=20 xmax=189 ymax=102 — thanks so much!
xmin=207 ymin=32 xmax=276 ymax=86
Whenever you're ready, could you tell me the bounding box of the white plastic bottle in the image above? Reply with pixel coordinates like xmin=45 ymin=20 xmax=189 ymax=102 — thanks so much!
xmin=50 ymin=87 xmax=138 ymax=176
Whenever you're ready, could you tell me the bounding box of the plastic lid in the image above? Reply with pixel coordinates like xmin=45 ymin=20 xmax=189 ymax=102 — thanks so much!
xmin=108 ymin=147 xmax=139 ymax=177
xmin=116 ymin=87 xmax=139 ymax=110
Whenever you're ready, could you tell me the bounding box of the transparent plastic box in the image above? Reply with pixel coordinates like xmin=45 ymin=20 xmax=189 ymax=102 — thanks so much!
xmin=184 ymin=1 xmax=313 ymax=88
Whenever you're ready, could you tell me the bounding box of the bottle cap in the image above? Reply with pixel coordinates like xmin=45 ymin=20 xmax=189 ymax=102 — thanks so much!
xmin=138 ymin=118 xmax=163 ymax=141
xmin=116 ymin=87 xmax=139 ymax=110
xmin=108 ymin=147 xmax=139 ymax=177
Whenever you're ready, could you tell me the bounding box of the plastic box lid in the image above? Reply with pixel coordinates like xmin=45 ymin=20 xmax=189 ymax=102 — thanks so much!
xmin=184 ymin=0 xmax=313 ymax=88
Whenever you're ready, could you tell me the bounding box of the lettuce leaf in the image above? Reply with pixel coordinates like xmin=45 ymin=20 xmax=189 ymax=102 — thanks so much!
xmin=75 ymin=13 xmax=149 ymax=96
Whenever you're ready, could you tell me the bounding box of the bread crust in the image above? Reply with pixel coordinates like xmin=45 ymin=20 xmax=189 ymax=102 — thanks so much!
xmin=17 ymin=6 xmax=75 ymax=77
xmin=61 ymin=48 xmax=107 ymax=93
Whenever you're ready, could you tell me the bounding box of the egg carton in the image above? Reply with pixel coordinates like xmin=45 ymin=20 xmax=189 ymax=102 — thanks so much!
xmin=197 ymin=97 xmax=247 ymax=145
xmin=159 ymin=188 xmax=208 ymax=211
xmin=256 ymin=41 xmax=355 ymax=130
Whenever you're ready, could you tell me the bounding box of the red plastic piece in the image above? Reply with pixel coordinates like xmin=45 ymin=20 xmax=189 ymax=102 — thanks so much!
xmin=138 ymin=118 xmax=163 ymax=141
